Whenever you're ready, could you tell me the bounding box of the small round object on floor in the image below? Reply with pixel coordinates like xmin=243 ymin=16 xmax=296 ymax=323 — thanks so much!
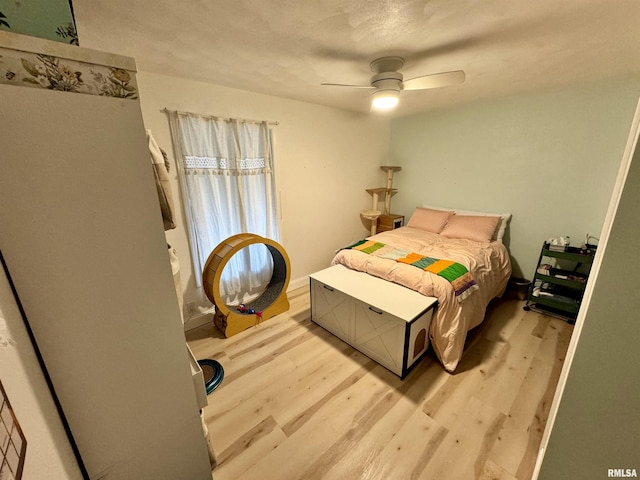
xmin=197 ymin=359 xmax=225 ymax=395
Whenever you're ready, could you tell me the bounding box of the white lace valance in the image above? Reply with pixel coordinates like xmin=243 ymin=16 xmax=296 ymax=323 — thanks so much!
xmin=184 ymin=156 xmax=266 ymax=171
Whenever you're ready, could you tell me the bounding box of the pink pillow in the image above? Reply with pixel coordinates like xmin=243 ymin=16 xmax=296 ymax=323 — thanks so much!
xmin=406 ymin=207 xmax=454 ymax=233
xmin=440 ymin=214 xmax=501 ymax=242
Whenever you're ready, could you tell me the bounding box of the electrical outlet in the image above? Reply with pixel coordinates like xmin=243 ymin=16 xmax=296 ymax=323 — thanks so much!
xmin=186 ymin=302 xmax=197 ymax=316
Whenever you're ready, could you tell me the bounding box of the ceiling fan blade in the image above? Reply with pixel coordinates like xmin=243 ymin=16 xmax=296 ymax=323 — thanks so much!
xmin=402 ymin=70 xmax=465 ymax=91
xmin=321 ymin=82 xmax=374 ymax=89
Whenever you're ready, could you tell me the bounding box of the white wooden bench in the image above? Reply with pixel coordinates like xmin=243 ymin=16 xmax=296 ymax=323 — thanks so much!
xmin=309 ymin=264 xmax=438 ymax=378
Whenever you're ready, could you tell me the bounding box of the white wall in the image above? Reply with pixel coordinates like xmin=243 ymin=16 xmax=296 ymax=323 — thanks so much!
xmin=388 ymin=76 xmax=640 ymax=279
xmin=136 ymin=71 xmax=391 ymax=318
xmin=0 ymin=269 xmax=83 ymax=480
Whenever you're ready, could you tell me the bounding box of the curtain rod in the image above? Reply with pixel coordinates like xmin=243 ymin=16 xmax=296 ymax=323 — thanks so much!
xmin=161 ymin=108 xmax=278 ymax=126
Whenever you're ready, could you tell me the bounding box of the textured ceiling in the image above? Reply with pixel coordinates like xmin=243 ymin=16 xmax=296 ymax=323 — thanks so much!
xmin=72 ymin=0 xmax=640 ymax=116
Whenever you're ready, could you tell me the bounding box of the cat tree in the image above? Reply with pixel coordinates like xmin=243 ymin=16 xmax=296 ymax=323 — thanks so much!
xmin=361 ymin=166 xmax=401 ymax=235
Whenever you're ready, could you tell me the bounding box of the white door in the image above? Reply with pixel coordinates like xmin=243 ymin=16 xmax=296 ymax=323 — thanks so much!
xmin=311 ymin=281 xmax=353 ymax=340
xmin=352 ymin=303 xmax=404 ymax=374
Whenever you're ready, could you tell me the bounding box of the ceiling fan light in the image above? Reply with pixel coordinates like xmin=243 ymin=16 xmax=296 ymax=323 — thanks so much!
xmin=371 ymin=90 xmax=400 ymax=111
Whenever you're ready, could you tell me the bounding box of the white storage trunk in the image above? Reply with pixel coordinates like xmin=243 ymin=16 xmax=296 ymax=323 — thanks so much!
xmin=310 ymin=264 xmax=437 ymax=378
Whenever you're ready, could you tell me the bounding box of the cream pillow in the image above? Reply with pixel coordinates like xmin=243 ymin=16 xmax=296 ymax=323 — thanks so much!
xmin=440 ymin=214 xmax=501 ymax=243
xmin=406 ymin=207 xmax=454 ymax=233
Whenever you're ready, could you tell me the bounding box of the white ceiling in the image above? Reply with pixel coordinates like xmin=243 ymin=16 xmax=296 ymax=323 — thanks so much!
xmin=72 ymin=0 xmax=640 ymax=116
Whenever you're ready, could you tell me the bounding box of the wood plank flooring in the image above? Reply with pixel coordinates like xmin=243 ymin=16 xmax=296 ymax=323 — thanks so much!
xmin=186 ymin=287 xmax=573 ymax=480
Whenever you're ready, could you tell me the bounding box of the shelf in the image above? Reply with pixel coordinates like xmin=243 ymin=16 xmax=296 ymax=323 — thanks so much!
xmin=525 ymin=241 xmax=595 ymax=322
xmin=534 ymin=274 xmax=587 ymax=291
xmin=366 ymin=187 xmax=397 ymax=195
xmin=528 ymin=281 xmax=581 ymax=316
xmin=530 ymin=293 xmax=579 ymax=312
xmin=526 ymin=302 xmax=579 ymax=322
xmin=542 ymin=243 xmax=596 ymax=263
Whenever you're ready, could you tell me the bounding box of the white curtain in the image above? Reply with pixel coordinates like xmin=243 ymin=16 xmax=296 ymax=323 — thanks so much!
xmin=167 ymin=111 xmax=279 ymax=304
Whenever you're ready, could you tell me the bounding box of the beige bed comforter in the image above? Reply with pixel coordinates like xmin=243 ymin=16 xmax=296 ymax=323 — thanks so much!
xmin=331 ymin=226 xmax=511 ymax=372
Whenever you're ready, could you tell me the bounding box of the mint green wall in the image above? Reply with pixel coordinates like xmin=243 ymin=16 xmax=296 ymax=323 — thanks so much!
xmin=389 ymin=77 xmax=640 ymax=278
xmin=0 ymin=1 xmax=77 ymax=45
xmin=538 ymin=102 xmax=640 ymax=479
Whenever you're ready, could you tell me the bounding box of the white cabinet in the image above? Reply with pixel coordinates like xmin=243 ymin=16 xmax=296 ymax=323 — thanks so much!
xmin=310 ymin=265 xmax=437 ymax=378
xmin=0 ymin=31 xmax=211 ymax=479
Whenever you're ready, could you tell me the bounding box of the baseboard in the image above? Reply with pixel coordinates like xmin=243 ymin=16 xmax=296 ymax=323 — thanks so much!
xmin=184 ymin=278 xmax=309 ymax=332
xmin=183 ymin=308 xmax=214 ymax=332
xmin=288 ymin=276 xmax=308 ymax=292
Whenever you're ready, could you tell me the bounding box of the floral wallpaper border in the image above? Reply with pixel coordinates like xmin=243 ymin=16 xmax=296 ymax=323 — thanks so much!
xmin=0 ymin=46 xmax=138 ymax=99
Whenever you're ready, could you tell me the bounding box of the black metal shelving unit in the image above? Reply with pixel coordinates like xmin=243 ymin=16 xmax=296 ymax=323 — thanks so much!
xmin=524 ymin=242 xmax=596 ymax=323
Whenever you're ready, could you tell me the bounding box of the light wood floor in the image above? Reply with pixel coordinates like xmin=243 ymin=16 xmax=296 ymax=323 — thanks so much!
xmin=186 ymin=287 xmax=573 ymax=480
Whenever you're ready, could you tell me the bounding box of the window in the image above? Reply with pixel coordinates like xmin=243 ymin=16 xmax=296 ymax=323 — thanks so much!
xmin=167 ymin=110 xmax=279 ymax=304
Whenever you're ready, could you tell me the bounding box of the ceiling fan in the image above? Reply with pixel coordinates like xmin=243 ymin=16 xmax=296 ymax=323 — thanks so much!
xmin=321 ymin=56 xmax=465 ymax=112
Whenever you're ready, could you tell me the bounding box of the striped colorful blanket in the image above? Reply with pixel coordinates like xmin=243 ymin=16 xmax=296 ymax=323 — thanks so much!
xmin=345 ymin=239 xmax=479 ymax=302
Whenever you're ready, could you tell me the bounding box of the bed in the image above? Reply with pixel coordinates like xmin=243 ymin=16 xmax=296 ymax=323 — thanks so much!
xmin=330 ymin=206 xmax=512 ymax=373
